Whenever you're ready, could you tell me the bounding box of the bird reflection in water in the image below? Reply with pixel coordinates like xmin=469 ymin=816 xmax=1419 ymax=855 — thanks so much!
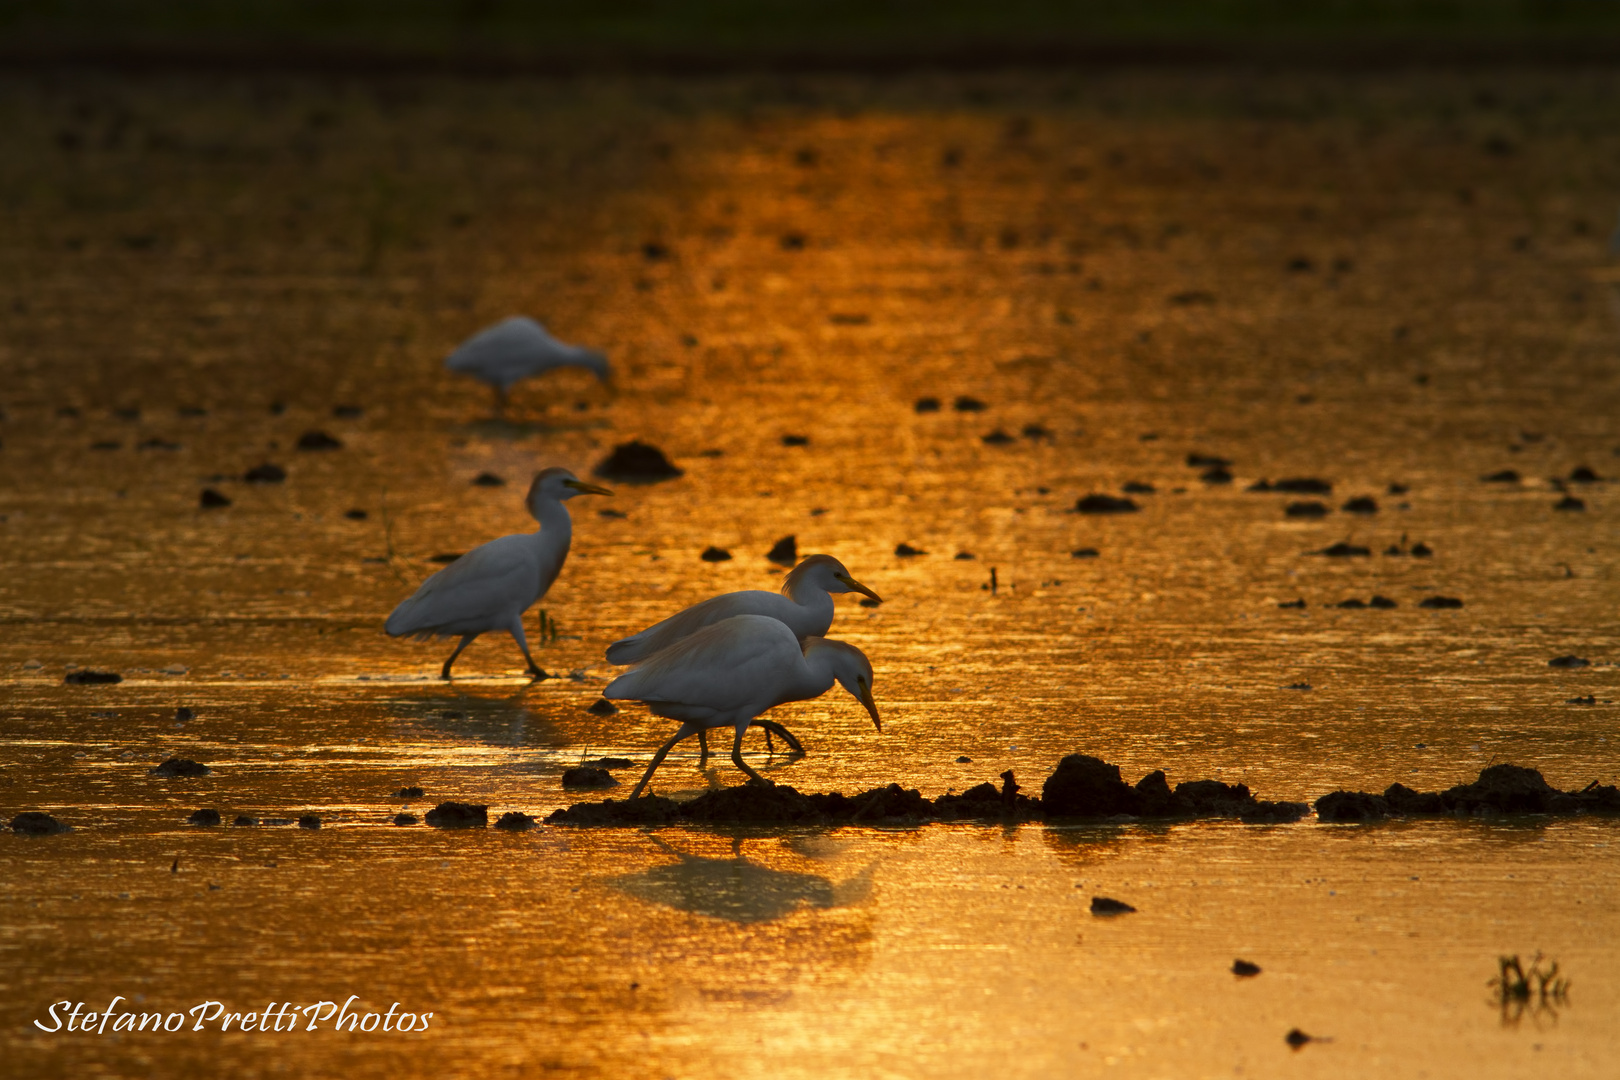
xmin=608 ymin=836 xmax=876 ymax=924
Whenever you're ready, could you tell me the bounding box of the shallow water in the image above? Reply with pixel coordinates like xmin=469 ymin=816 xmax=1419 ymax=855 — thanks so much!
xmin=2 ymin=68 xmax=1619 ymax=1077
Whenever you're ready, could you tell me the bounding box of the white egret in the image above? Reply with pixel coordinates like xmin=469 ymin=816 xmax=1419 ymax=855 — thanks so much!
xmin=445 ymin=316 xmax=610 ymax=418
xmin=385 ymin=467 xmax=611 ymax=679
xmin=606 ymin=553 xmax=881 ymax=759
xmin=603 ymin=614 xmax=881 ymax=798
xmin=606 ymin=554 xmax=880 ymax=664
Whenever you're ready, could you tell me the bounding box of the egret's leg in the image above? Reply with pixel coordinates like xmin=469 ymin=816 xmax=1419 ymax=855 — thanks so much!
xmin=441 ymin=634 xmax=478 ymax=680
xmin=631 ymin=725 xmax=695 ymax=799
xmin=757 ymin=720 xmax=805 ymax=755
xmin=491 ymin=384 xmax=508 ymax=420
xmin=697 ymin=728 xmax=710 ymax=767
xmin=764 ymin=727 xmax=775 ymax=753
xmin=509 ymin=618 xmax=549 ymax=681
xmin=731 ymin=723 xmax=772 ymax=786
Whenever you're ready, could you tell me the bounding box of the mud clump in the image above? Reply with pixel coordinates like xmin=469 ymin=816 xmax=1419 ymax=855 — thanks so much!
xmin=1315 ymin=790 xmax=1390 ymax=823
xmin=1443 ymin=764 xmax=1559 ymax=814
xmin=296 ymin=430 xmax=342 ymax=451
xmin=1241 ymin=800 xmax=1311 ymax=824
xmin=393 ymin=785 xmax=425 ymax=798
xmin=187 ymin=808 xmax=222 ymax=826
xmin=199 ymin=489 xmax=232 ymax=509
xmin=1041 ymin=755 xmax=1140 ymax=817
xmin=546 ymin=795 xmax=683 ymax=826
xmin=1317 ymin=764 xmax=1620 ymax=822
xmin=425 ymin=802 xmax=487 ymax=828
xmin=11 ymin=811 xmax=71 ymax=835
xmin=1232 ymin=959 xmax=1262 ymax=977
xmin=243 ymin=463 xmax=286 ymax=483
xmin=593 ymin=441 xmax=683 ymax=483
xmin=587 ymin=698 xmax=620 ymax=715
xmin=1091 ymin=896 xmax=1136 ymax=915
xmin=392 ymin=813 xmax=418 ymax=826
xmin=1074 ymin=493 xmax=1138 ymax=514
xmin=151 ymin=757 xmax=211 ymax=777
xmin=581 ymin=756 xmax=634 ymax=769
xmin=65 ymin=670 xmax=122 ymax=685
xmin=562 ymin=766 xmax=618 ymax=789
xmin=766 ymin=535 xmax=797 ymax=566
xmin=298 ymin=814 xmax=322 ymax=829
xmin=494 ymin=811 xmax=537 ymax=831
xmin=1548 ymin=655 xmax=1590 ymax=668
xmin=700 ymin=546 xmax=732 ymax=562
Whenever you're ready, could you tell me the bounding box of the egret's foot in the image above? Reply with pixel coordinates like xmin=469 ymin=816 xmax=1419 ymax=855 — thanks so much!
xmin=527 ymin=666 xmax=552 ymax=682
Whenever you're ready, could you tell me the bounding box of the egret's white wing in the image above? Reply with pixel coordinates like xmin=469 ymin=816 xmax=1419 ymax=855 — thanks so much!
xmin=385 ymin=533 xmax=536 ymax=638
xmin=444 ymin=317 xmax=555 ymax=387
xmin=604 ymin=614 xmax=801 ymax=714
xmin=606 ymin=589 xmax=817 ymax=664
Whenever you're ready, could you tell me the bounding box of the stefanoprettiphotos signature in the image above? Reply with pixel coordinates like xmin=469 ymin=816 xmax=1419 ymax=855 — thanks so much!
xmin=34 ymin=996 xmax=433 ymax=1034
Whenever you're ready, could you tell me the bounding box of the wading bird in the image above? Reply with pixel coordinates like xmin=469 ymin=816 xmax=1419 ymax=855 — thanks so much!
xmin=607 ymin=554 xmax=880 ymax=664
xmin=385 ymin=467 xmax=611 ymax=679
xmin=604 ymin=614 xmax=881 ymax=798
xmin=445 ymin=316 xmax=610 ymax=418
xmin=606 ymin=553 xmax=881 ymax=758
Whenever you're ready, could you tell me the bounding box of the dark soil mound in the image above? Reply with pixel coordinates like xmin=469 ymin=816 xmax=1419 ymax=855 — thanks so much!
xmin=494 ymin=811 xmax=537 ymax=830
xmin=587 ymin=698 xmax=621 ymax=715
xmin=581 ymin=756 xmax=634 ymax=769
xmin=546 ymin=796 xmax=683 ymax=826
xmin=1042 ymin=755 xmax=1140 ymax=817
xmin=700 ymin=546 xmax=732 ymax=561
xmin=296 ymin=430 xmax=343 ymax=451
xmin=244 ymin=462 xmax=286 ymax=483
xmin=1075 ymin=494 xmax=1139 ymax=514
xmin=1441 ymin=764 xmax=1559 ymax=814
xmin=10 ymin=811 xmax=70 ymax=835
xmin=1240 ymin=800 xmax=1311 ymax=824
xmin=766 ymin=535 xmax=797 ymax=566
xmin=1419 ymin=596 xmax=1464 ymax=608
xmin=1175 ymin=779 xmax=1257 ymax=816
xmin=1262 ymin=477 xmax=1332 ymax=494
xmin=1315 ymin=790 xmax=1390 ymax=822
xmin=1317 ymin=542 xmax=1371 ymax=557
xmin=65 ymin=669 xmax=122 ymax=684
xmin=394 ymin=785 xmax=425 ymax=798
xmin=298 ymin=815 xmax=322 ymax=829
xmin=151 ymin=757 xmax=211 ymax=777
xmin=392 ymin=813 xmax=418 ymax=826
xmin=1091 ymin=896 xmax=1136 ymax=915
xmin=1383 ymin=783 xmax=1446 ymax=815
xmin=425 ymin=802 xmax=488 ymax=828
xmin=199 ymin=488 xmax=232 ymax=508
xmin=562 ymin=766 xmax=618 ymax=789
xmin=188 ymin=808 xmax=222 ymax=826
xmin=1285 ymin=501 xmax=1329 ymax=517
xmin=593 ymin=441 xmax=683 ymax=483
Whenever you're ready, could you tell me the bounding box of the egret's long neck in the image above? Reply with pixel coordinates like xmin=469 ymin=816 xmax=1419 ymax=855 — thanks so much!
xmin=795 ymin=640 xmax=841 ymax=700
xmin=784 ymin=573 xmax=836 ymax=626
xmin=530 ymin=496 xmax=573 ymax=561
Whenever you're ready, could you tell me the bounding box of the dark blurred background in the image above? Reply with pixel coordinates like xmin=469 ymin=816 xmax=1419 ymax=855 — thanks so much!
xmin=7 ymin=0 xmax=1620 ymax=69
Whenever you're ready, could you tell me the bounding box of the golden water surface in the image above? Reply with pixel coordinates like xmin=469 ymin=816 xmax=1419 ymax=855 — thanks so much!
xmin=2 ymin=68 xmax=1618 ymax=1077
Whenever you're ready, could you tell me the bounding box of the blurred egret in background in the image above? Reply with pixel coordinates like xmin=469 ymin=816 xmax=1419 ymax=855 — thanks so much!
xmin=445 ymin=316 xmax=610 ymax=418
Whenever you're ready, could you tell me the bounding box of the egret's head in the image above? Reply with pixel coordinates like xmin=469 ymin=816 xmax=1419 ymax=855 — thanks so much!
xmin=808 ymin=638 xmax=880 ymax=732
xmin=781 ymin=553 xmax=882 ymax=604
xmin=529 ymin=467 xmax=612 ymax=510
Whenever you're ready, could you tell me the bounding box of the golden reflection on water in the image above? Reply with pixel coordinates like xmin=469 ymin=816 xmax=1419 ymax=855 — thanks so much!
xmin=3 ymin=68 xmax=1620 ymax=1076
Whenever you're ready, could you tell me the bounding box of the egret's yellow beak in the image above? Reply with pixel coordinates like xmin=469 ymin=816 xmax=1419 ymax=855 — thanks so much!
xmin=836 ymin=573 xmax=882 ymax=604
xmin=857 ymin=678 xmax=881 ymax=733
xmin=564 ymin=479 xmax=614 ymax=497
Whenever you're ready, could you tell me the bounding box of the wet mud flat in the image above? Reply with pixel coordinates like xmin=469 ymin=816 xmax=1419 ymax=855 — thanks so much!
xmin=543 ymin=753 xmax=1620 ymax=828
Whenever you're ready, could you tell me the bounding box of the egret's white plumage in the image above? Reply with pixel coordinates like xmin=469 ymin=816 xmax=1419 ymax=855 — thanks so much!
xmin=385 ymin=467 xmax=611 ymax=679
xmin=604 ymin=613 xmax=880 ymax=798
xmin=445 ymin=316 xmax=610 ymax=417
xmin=606 ymin=554 xmax=880 ymax=665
